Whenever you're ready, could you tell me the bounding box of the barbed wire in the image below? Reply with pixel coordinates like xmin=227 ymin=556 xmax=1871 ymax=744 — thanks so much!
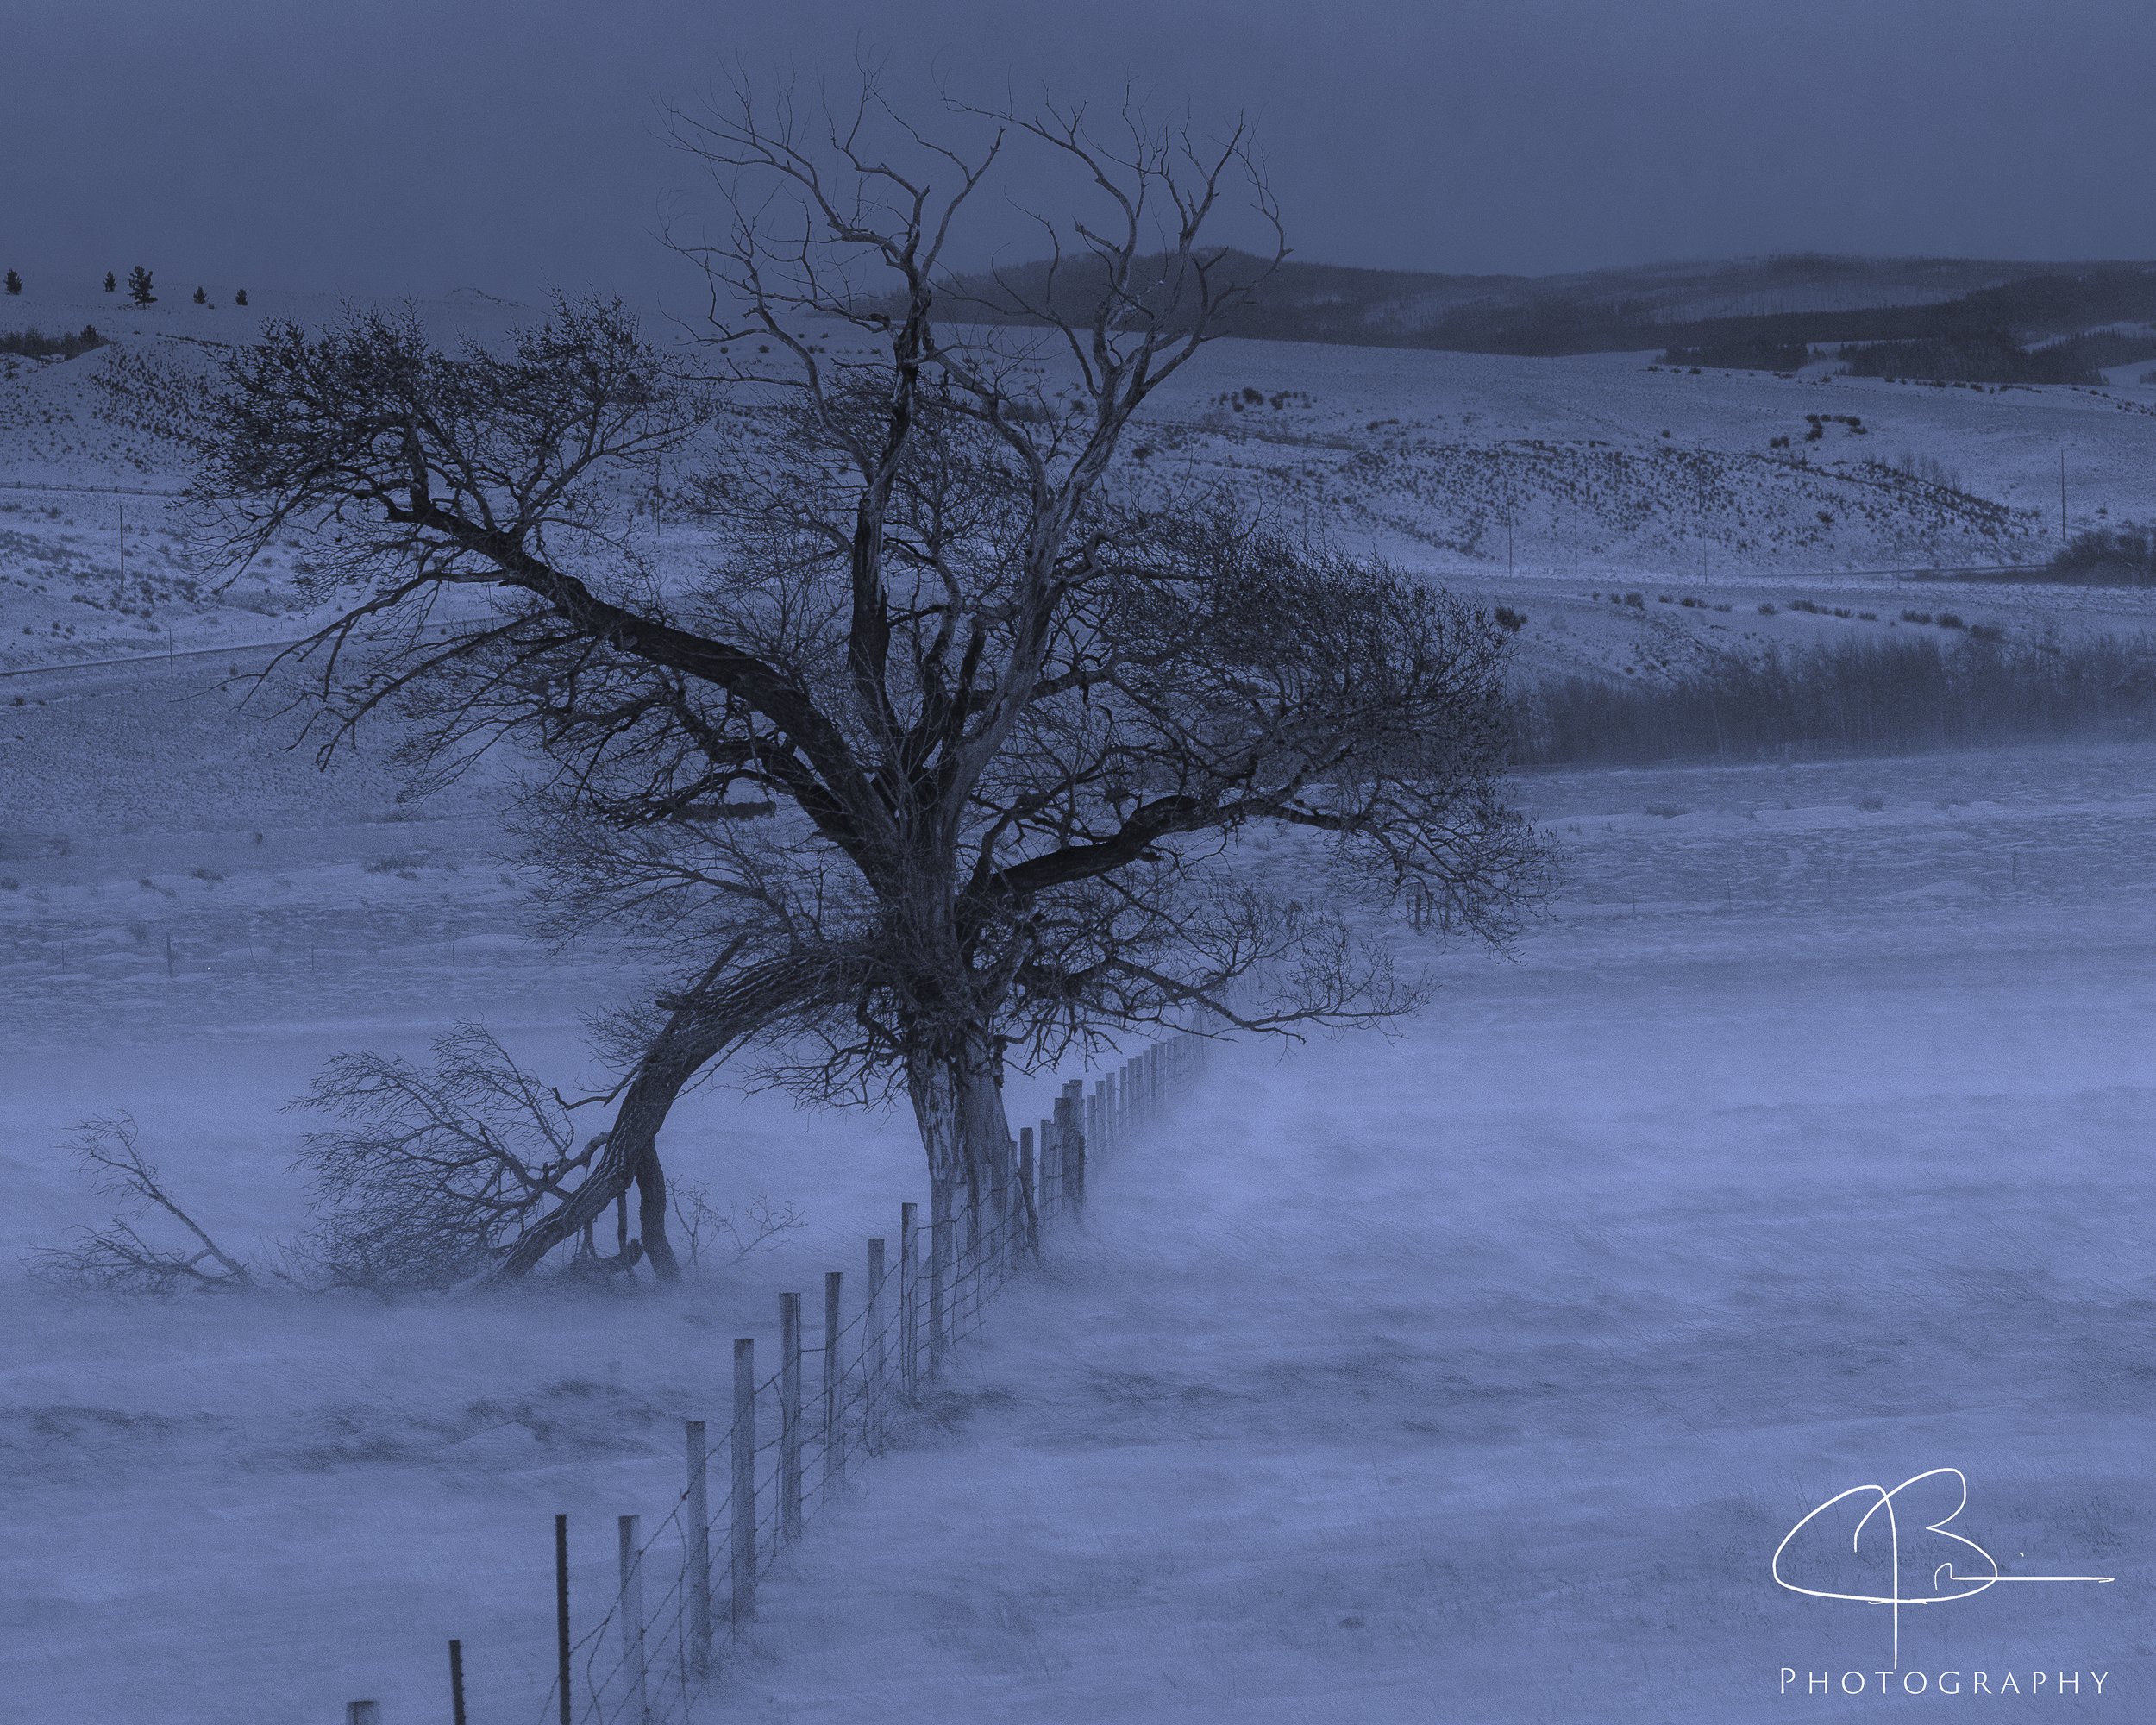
xmin=528 ymin=1027 xmax=1213 ymax=1724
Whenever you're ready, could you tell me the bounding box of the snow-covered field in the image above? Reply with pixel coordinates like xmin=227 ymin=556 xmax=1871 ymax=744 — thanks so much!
xmin=6 ymin=285 xmax=2156 ymax=1721
xmin=711 ymin=747 xmax=2156 ymax=1722
xmin=3 ymin=642 xmax=2152 ymax=1719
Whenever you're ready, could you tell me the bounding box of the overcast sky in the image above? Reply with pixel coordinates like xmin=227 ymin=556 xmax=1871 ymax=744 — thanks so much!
xmin=6 ymin=0 xmax=2155 ymax=304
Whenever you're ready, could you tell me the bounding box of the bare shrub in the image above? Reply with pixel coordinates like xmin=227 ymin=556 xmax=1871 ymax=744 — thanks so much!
xmin=667 ymin=1183 xmax=803 ymax=1270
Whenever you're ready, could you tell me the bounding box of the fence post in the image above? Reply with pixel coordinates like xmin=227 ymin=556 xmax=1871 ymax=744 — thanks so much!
xmin=730 ymin=1338 xmax=756 ymax=1624
xmin=686 ymin=1420 xmax=711 ymax=1679
xmin=1040 ymin=1115 xmax=1057 ymax=1219
xmin=1017 ymin=1127 xmax=1036 ymax=1253
xmin=779 ymin=1294 xmax=804 ymax=1543
xmin=347 ymin=1703 xmax=380 ymax=1725
xmin=1056 ymin=1083 xmax=1087 ymax=1215
xmin=618 ymin=1514 xmax=648 ymax=1723
xmin=899 ymin=1201 xmax=919 ymax=1401
xmin=448 ymin=1638 xmax=467 ymax=1725
xmin=929 ymin=1179 xmax=953 ymax=1371
xmin=823 ymin=1270 xmax=844 ymax=1496
xmin=865 ymin=1237 xmax=887 ymax=1452
xmin=555 ymin=1513 xmax=572 ymax=1725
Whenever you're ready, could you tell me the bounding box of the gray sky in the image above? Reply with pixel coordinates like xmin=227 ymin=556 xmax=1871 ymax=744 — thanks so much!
xmin=6 ymin=0 xmax=2155 ymax=303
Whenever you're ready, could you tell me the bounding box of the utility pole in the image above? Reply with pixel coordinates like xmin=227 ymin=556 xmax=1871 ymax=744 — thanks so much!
xmin=116 ymin=500 xmax=126 ymax=606
xmin=2059 ymin=448 xmax=2068 ymax=543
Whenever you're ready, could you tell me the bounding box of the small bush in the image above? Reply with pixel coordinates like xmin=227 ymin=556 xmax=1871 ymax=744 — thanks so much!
xmin=1856 ymin=794 xmax=1887 ymax=812
xmin=1758 ymin=602 xmax=1777 ymax=615
xmin=1901 ymin=610 xmax=1934 ymax=624
xmin=1936 ymin=612 xmax=1966 ymax=630
xmin=2040 ymin=524 xmax=2156 ymax=586
xmin=1624 ymin=592 xmax=1645 ymax=609
xmin=1492 ymin=605 xmax=1527 ymax=632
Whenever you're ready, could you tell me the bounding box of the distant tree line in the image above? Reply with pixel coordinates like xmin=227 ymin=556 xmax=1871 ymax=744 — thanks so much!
xmin=1836 ymin=328 xmax=2156 ymax=386
xmin=0 ymin=325 xmax=107 ymax=361
xmin=1659 ymin=339 xmax=1810 ymax=372
xmin=0 ymin=267 xmax=248 ymax=308
xmin=1509 ymin=632 xmax=2156 ymax=766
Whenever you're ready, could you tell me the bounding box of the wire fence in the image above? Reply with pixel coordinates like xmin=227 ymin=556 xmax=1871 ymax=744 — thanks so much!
xmin=469 ymin=1029 xmax=1212 ymax=1725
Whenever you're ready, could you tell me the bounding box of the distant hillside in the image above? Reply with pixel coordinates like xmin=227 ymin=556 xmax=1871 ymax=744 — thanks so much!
xmin=932 ymin=251 xmax=2156 ymax=372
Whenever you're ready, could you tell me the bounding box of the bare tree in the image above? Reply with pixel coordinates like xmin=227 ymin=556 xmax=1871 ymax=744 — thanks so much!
xmin=153 ymin=80 xmax=1544 ymax=1283
xmin=31 ymin=1116 xmax=256 ymax=1295
xmin=289 ymin=1022 xmax=807 ymax=1290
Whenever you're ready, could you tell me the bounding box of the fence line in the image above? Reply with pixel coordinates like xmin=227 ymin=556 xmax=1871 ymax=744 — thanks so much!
xmin=482 ymin=1027 xmax=1213 ymax=1725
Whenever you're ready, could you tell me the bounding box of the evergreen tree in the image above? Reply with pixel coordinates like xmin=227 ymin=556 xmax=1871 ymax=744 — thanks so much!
xmin=192 ymin=285 xmax=208 ymax=305
xmin=4 ymin=270 xmax=20 ymax=295
xmin=103 ymin=272 xmax=117 ymax=292
xmin=234 ymin=288 xmax=248 ymax=308
xmin=128 ymin=267 xmax=155 ymax=307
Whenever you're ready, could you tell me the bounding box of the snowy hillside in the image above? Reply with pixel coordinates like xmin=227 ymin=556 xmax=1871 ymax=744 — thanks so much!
xmin=8 ymin=279 xmax=2156 ymax=685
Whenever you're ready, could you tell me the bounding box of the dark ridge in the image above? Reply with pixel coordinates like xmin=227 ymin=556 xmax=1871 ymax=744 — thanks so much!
xmin=923 ymin=251 xmax=2156 ymax=362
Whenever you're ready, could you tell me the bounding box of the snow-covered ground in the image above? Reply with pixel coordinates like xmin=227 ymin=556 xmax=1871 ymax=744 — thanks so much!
xmin=699 ymin=744 xmax=2156 ymax=1724
xmin=7 ymin=282 xmax=2156 ymax=1720
xmin=3 ymin=642 xmax=2151 ymax=1718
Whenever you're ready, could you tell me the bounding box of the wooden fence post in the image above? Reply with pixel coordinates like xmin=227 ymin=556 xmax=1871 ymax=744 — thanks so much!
xmin=347 ymin=1703 xmax=380 ymax=1725
xmin=1040 ymin=1115 xmax=1057 ymax=1218
xmin=865 ymin=1237 xmax=887 ymax=1452
xmin=618 ymin=1514 xmax=648 ymax=1722
xmin=555 ymin=1513 xmax=572 ymax=1725
xmin=929 ymin=1180 xmax=953 ymax=1371
xmin=730 ymin=1338 xmax=756 ymax=1624
xmin=899 ymin=1202 xmax=918 ymax=1401
xmin=685 ymin=1420 xmax=711 ymax=1678
xmin=823 ymin=1270 xmax=844 ymax=1496
xmin=779 ymin=1294 xmax=804 ymax=1543
xmin=448 ymin=1638 xmax=467 ymax=1725
xmin=1056 ymin=1083 xmax=1086 ymax=1214
xmin=1017 ymin=1128 xmax=1036 ymax=1252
